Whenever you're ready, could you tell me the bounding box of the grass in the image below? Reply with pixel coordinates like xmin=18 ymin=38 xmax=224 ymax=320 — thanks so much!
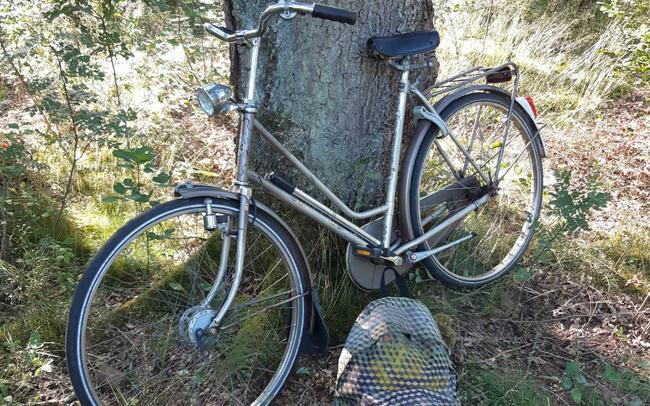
xmin=603 ymin=230 xmax=650 ymax=284
xmin=2 ymin=0 xmax=649 ymax=403
xmin=459 ymin=364 xmax=553 ymax=405
xmin=433 ymin=0 xmax=632 ymax=118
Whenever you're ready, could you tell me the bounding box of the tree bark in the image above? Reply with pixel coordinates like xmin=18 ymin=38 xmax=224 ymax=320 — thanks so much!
xmin=224 ymin=0 xmax=438 ymax=209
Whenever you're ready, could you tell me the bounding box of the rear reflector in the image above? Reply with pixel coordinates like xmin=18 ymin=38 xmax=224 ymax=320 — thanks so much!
xmin=524 ymin=96 xmax=538 ymax=119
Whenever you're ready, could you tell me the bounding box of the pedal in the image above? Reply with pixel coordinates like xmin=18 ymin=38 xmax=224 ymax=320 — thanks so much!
xmin=351 ymin=245 xmax=383 ymax=259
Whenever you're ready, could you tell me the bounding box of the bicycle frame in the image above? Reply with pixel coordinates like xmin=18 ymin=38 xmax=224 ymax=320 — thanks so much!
xmin=202 ymin=3 xmax=524 ymax=330
xmin=237 ymin=60 xmax=521 ymax=256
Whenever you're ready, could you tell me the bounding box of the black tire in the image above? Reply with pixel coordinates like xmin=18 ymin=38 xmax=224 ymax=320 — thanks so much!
xmin=409 ymin=92 xmax=543 ymax=288
xmin=66 ymin=197 xmax=310 ymax=405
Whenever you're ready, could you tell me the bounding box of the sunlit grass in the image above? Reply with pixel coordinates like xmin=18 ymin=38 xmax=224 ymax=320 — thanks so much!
xmin=433 ymin=0 xmax=630 ymax=120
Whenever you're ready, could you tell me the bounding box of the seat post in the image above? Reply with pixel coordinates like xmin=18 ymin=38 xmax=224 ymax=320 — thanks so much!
xmin=381 ymin=66 xmax=410 ymax=248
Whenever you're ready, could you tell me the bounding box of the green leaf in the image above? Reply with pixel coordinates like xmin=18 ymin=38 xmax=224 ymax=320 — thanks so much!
xmin=113 ymin=182 xmax=127 ymax=195
xmin=575 ymin=374 xmax=587 ymax=386
xmin=152 ymin=172 xmax=171 ymax=185
xmin=28 ymin=331 xmax=43 ymax=348
xmin=513 ymin=267 xmax=532 ymax=282
xmin=561 ymin=375 xmax=573 ymax=390
xmin=113 ymin=149 xmax=134 ymax=162
xmin=130 ymin=147 xmax=155 ymax=164
xmin=129 ymin=192 xmax=150 ymax=203
xmin=168 ymin=282 xmax=184 ymax=291
xmin=8 ymin=123 xmax=19 ymax=130
xmin=102 ymin=195 xmax=120 ymax=203
xmin=296 ymin=367 xmax=310 ymax=376
xmin=565 ymin=361 xmax=580 ymax=378
xmin=0 ymin=382 xmax=9 ymax=397
xmin=123 ymin=178 xmax=135 ymax=187
xmin=570 ymin=387 xmax=583 ymax=403
xmin=148 ymin=228 xmax=176 ymax=240
xmin=603 ymin=364 xmax=620 ymax=384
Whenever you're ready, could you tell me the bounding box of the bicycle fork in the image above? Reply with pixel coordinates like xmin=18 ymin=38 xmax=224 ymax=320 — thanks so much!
xmin=203 ymin=110 xmax=256 ymax=333
xmin=198 ymin=37 xmax=262 ymax=333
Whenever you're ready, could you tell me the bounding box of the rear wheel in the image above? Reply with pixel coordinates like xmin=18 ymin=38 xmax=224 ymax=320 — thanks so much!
xmin=66 ymin=197 xmax=309 ymax=405
xmin=409 ymin=92 xmax=543 ymax=288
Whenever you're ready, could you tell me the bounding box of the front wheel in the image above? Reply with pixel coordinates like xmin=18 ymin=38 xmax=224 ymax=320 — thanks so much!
xmin=409 ymin=92 xmax=543 ymax=288
xmin=66 ymin=197 xmax=309 ymax=405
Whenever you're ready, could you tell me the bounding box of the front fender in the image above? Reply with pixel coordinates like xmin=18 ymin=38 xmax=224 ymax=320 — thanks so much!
xmin=173 ymin=182 xmax=330 ymax=353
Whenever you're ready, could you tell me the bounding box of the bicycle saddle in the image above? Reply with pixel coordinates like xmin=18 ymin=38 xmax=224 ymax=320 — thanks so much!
xmin=367 ymin=31 xmax=440 ymax=59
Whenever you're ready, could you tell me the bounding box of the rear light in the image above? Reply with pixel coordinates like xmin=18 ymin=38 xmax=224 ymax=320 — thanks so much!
xmin=524 ymin=96 xmax=538 ymax=119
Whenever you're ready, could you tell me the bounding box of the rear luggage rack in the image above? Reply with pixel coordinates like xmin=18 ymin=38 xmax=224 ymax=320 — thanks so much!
xmin=420 ymin=61 xmax=547 ymax=159
xmin=426 ymin=62 xmax=520 ymax=99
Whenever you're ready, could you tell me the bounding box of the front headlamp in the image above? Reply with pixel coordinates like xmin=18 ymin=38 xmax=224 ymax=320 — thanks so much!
xmin=195 ymin=83 xmax=234 ymax=116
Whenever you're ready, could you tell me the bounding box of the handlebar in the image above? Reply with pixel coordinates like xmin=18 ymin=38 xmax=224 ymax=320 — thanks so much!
xmin=312 ymin=4 xmax=357 ymax=25
xmin=204 ymin=2 xmax=357 ymax=43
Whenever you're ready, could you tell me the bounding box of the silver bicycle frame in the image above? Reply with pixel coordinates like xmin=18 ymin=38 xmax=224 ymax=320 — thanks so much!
xmin=236 ymin=57 xmax=495 ymax=259
xmin=204 ymin=2 xmax=520 ymax=329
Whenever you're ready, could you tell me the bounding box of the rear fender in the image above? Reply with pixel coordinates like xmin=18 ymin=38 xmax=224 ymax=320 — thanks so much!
xmin=173 ymin=183 xmax=330 ymax=353
xmin=398 ymin=85 xmax=547 ymax=242
xmin=435 ymin=85 xmax=546 ymax=157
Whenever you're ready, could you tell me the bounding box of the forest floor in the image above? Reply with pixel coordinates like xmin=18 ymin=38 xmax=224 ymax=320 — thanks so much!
xmin=1 ymin=89 xmax=648 ymax=406
xmin=277 ymin=90 xmax=650 ymax=405
xmin=1 ymin=48 xmax=649 ymax=406
xmin=1 ymin=88 xmax=648 ymax=406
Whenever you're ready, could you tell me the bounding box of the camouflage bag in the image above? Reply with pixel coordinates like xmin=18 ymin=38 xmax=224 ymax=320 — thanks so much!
xmin=335 ymin=295 xmax=459 ymax=405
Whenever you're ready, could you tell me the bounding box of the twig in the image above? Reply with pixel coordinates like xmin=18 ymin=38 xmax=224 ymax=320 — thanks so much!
xmin=0 ymin=179 xmax=7 ymax=260
xmin=473 ymin=342 xmax=532 ymax=364
xmin=498 ymin=310 xmax=650 ymax=324
xmin=0 ymin=26 xmax=53 ymax=132
xmin=99 ymin=14 xmax=122 ymax=107
xmin=51 ymin=46 xmax=81 ymax=220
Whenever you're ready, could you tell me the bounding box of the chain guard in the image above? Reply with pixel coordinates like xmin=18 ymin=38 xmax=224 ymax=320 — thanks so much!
xmin=345 ymin=218 xmax=412 ymax=291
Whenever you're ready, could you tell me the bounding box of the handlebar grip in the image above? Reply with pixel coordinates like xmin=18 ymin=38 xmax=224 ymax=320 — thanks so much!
xmin=312 ymin=3 xmax=357 ymax=25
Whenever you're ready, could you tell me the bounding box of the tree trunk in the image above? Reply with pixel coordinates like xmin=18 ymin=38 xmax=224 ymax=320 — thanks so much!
xmin=224 ymin=0 xmax=438 ymax=209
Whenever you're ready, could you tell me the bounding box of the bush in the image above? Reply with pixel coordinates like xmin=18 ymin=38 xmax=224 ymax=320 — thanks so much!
xmin=600 ymin=0 xmax=650 ymax=83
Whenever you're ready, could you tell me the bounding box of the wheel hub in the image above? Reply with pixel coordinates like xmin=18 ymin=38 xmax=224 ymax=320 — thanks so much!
xmin=179 ymin=306 xmax=218 ymax=348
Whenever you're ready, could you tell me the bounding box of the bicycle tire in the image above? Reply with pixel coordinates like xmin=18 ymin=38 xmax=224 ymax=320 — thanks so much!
xmin=66 ymin=197 xmax=309 ymax=405
xmin=408 ymin=91 xmax=543 ymax=288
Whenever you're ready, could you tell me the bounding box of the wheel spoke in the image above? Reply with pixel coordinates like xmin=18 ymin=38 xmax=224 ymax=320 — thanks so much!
xmin=415 ymin=95 xmax=542 ymax=284
xmin=69 ymin=200 xmax=305 ymax=405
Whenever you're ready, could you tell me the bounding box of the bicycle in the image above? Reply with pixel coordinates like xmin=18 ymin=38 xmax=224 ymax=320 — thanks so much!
xmin=66 ymin=2 xmax=545 ymax=404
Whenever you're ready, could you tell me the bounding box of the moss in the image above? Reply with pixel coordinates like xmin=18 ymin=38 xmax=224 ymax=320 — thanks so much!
xmin=434 ymin=312 xmax=456 ymax=347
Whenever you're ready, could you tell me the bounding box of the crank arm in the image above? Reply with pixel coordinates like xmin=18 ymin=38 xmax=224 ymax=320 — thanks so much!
xmin=406 ymin=232 xmax=476 ymax=264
